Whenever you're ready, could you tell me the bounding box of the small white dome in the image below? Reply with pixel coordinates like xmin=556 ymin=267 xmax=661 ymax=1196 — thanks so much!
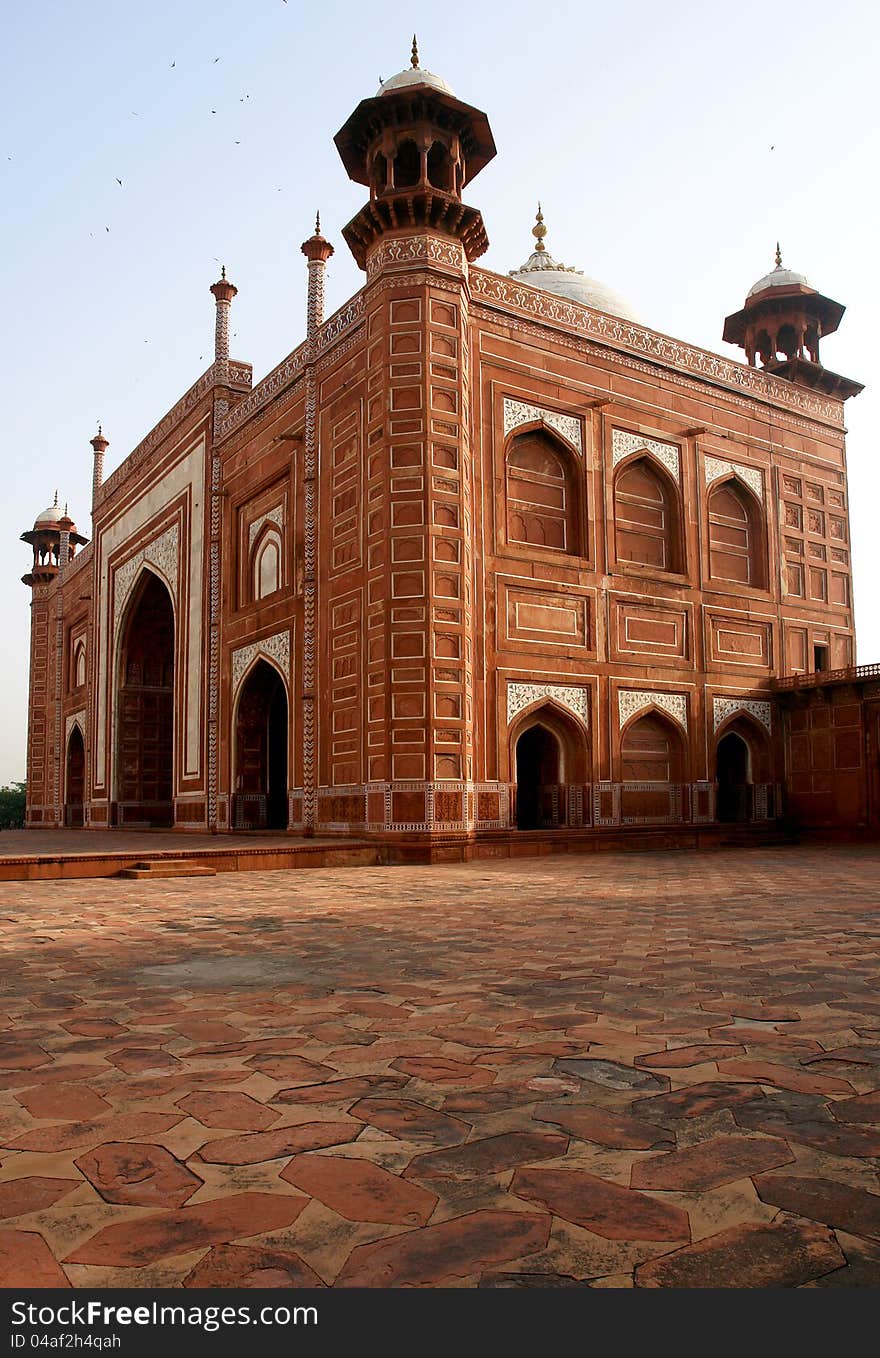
xmin=747 ymin=261 xmax=810 ymax=299
xmin=378 ymin=67 xmax=455 ymax=98
xmin=34 ymin=503 xmax=62 ymax=527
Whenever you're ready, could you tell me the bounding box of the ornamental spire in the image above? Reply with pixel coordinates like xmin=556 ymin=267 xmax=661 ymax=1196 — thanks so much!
xmin=532 ymin=202 xmax=547 ymax=253
xmin=775 ymin=241 xmax=782 ymax=268
xmin=411 ymin=34 xmax=419 ymax=68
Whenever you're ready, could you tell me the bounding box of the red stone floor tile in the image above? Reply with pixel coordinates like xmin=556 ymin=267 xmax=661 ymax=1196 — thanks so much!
xmin=274 ymin=1075 xmax=409 ymax=1105
xmin=635 ymin=1218 xmax=846 ymax=1288
xmin=0 ymin=1229 xmax=71 ymax=1287
xmin=0 ymin=1177 xmax=80 ymax=1219
xmin=532 ymin=1102 xmax=673 ymax=1150
xmin=404 ymin=1130 xmax=569 ymax=1181
xmin=15 ymin=1083 xmax=111 ymax=1120
xmin=753 ymin=1174 xmax=880 ymax=1242
xmin=196 ymin=1121 xmax=360 ymax=1165
xmin=349 ymin=1098 xmax=471 ymax=1144
xmin=2 ymin=1112 xmax=184 ymax=1153
xmin=175 ymin=1090 xmax=281 ymax=1130
xmin=335 ymin=1210 xmax=551 ymax=1287
xmin=182 ymin=1244 xmax=325 ymax=1288
xmin=511 ymin=1167 xmax=689 ymax=1242
xmin=282 ymin=1153 xmax=437 ymax=1225
xmin=390 ymin=1057 xmax=496 ymax=1088
xmin=717 ymin=1059 xmax=855 ymax=1097
xmin=635 ymin=1044 xmax=746 ymax=1069
xmin=65 ymin=1192 xmax=309 ymax=1267
xmin=831 ymin=1091 xmax=880 ymax=1125
xmin=631 ymin=1134 xmax=794 ymax=1192
xmin=73 ymin=1142 xmax=203 ymax=1208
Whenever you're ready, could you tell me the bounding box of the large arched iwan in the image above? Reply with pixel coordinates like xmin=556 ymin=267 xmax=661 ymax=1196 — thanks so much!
xmin=233 ymin=658 xmax=289 ymax=830
xmin=620 ymin=709 xmax=686 ymax=822
xmin=510 ymin=702 xmax=588 ymax=830
xmin=65 ymin=724 xmax=85 ymax=827
xmin=115 ymin=570 xmax=175 ymax=827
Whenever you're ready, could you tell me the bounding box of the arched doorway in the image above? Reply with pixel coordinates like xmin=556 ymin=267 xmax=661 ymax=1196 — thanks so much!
xmin=65 ymin=726 xmax=85 ymax=827
xmin=234 ymin=660 xmax=288 ymax=830
xmin=515 ymin=724 xmax=561 ymax=829
xmin=116 ymin=571 xmax=174 ymax=826
xmin=620 ymin=710 xmax=686 ymax=822
xmin=716 ymin=730 xmax=750 ymax=822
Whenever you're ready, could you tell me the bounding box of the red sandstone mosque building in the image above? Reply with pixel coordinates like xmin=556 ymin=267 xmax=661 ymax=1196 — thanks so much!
xmin=20 ymin=44 xmax=879 ymax=851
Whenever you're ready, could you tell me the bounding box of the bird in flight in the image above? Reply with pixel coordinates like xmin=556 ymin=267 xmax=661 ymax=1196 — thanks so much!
xmin=115 ymin=177 xmax=123 ymax=186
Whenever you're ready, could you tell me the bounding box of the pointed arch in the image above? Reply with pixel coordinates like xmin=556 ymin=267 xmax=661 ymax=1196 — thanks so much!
xmin=708 ymin=475 xmax=766 ymax=589
xmin=250 ymin=521 xmax=283 ymax=602
xmin=232 ymin=656 xmax=289 ymax=830
xmin=619 ymin=708 xmax=687 ymax=822
xmin=114 ymin=567 xmax=175 ymax=825
xmin=505 ymin=425 xmax=583 ymax=555
xmin=65 ymin=724 xmax=85 ymax=827
xmin=73 ymin=639 xmax=87 ymax=689
xmin=613 ymin=454 xmax=682 ymax=572
xmin=714 ymin=709 xmax=772 ymax=824
xmin=509 ymin=700 xmax=590 ymax=830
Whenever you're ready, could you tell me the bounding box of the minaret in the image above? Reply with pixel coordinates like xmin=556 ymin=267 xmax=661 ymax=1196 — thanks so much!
xmin=90 ymin=424 xmax=109 ymax=509
xmin=326 ymin=45 xmax=497 ymax=839
xmin=723 ymin=246 xmax=863 ymax=400
xmin=209 ymin=265 xmax=238 ymax=378
xmin=301 ymin=212 xmax=334 ymax=338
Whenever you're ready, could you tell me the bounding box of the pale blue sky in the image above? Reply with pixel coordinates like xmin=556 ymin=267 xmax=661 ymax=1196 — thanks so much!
xmin=1 ymin=0 xmax=877 ymax=782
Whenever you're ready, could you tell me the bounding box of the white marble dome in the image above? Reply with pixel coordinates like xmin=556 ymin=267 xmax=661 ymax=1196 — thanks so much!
xmin=378 ymin=67 xmax=455 ymax=98
xmin=34 ymin=501 xmax=63 ymax=527
xmin=508 ymin=248 xmax=640 ymax=322
xmin=747 ymin=255 xmax=811 ymax=299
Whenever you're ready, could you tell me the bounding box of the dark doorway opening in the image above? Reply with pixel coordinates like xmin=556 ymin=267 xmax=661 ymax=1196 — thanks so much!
xmin=116 ymin=571 xmax=174 ymax=826
xmin=234 ymin=660 xmax=288 ymax=830
xmin=716 ymin=731 xmax=750 ymax=823
xmin=65 ymin=726 xmax=85 ymax=827
xmin=515 ymin=724 xmax=560 ymax=830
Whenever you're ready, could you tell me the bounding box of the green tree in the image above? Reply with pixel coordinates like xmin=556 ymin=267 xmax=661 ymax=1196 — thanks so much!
xmin=0 ymin=782 xmax=26 ymax=830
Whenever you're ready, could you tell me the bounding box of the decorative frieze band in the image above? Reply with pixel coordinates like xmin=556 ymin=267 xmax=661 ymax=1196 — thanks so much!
xmin=503 ymin=399 xmax=583 ymax=455
xmin=231 ymin=629 xmax=291 ymax=694
xmin=113 ymin=523 xmax=180 ymax=636
xmin=507 ymin=682 xmax=589 ymax=727
xmin=704 ymin=456 xmax=764 ymax=501
xmin=469 ymin=269 xmax=842 ymax=427
xmin=366 ymin=235 xmax=466 ymax=279
xmin=618 ymin=689 xmax=688 ymax=732
xmin=713 ymin=697 xmax=772 ymax=733
xmin=612 ymin=429 xmax=680 ymax=483
xmin=248 ymin=503 xmax=285 ymax=548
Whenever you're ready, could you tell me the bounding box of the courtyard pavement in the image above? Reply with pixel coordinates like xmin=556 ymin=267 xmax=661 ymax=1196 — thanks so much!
xmin=0 ymin=845 xmax=879 ymax=1289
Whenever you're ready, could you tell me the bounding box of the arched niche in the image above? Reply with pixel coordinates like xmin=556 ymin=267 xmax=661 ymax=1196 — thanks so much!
xmin=233 ymin=657 xmax=289 ymax=831
xmin=509 ymin=701 xmax=589 ymax=830
xmin=115 ymin=568 xmax=175 ymax=826
xmin=619 ymin=709 xmax=686 ymax=822
xmin=73 ymin=641 xmax=86 ymax=689
xmin=427 ymin=139 xmax=454 ymax=191
xmin=393 ymin=138 xmax=420 ymax=189
xmin=613 ymin=455 xmax=681 ymax=573
xmin=714 ymin=711 xmax=772 ymax=823
xmin=251 ymin=524 xmax=283 ymax=602
xmin=708 ymin=477 xmax=766 ymax=589
xmin=505 ymin=426 xmax=582 ymax=556
xmin=65 ymin=724 xmax=85 ymax=827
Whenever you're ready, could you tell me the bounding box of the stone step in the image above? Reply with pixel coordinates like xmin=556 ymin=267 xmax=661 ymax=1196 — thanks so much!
xmin=117 ymin=860 xmax=217 ymax=879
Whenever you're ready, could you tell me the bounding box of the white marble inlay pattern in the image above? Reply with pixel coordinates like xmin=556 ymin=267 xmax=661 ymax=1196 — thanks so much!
xmin=611 ymin=429 xmax=680 ymax=483
xmin=232 ymin=630 xmax=291 ymax=695
xmin=618 ymin=689 xmax=688 ymax=731
xmin=113 ymin=523 xmax=180 ymax=636
xmin=704 ymin=456 xmax=764 ymax=501
xmin=713 ymin=696 xmax=772 ymax=733
xmin=507 ymin=682 xmax=589 ymax=727
xmin=503 ymin=399 xmax=583 ymax=455
xmin=248 ymin=503 xmax=285 ymax=549
xmin=65 ymin=710 xmax=86 ymax=745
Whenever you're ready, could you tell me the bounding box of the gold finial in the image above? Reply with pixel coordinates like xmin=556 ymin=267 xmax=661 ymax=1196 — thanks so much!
xmin=532 ymin=201 xmax=547 ymax=253
xmin=53 ymin=489 xmax=58 ymax=507
xmin=221 ymin=264 xmax=226 ymax=279
xmin=315 ymin=210 xmax=321 ymax=235
xmin=411 ymin=34 xmax=419 ymax=68
xmin=97 ymin=422 xmax=102 ymax=436
xmin=64 ymin=501 xmax=68 ymax=516
xmin=775 ymin=241 xmax=782 ymax=268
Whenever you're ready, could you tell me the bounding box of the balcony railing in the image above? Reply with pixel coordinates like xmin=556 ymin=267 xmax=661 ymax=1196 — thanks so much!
xmin=773 ymin=663 xmax=880 ymax=691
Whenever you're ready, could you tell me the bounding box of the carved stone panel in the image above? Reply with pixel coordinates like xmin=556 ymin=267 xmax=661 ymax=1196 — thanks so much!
xmin=503 ymin=398 xmax=583 ymax=455
xmin=704 ymin=456 xmax=764 ymax=501
xmin=713 ymin=696 xmax=772 ymax=733
xmin=231 ymin=630 xmax=291 ymax=696
xmin=611 ymin=429 xmax=680 ymax=483
xmin=507 ymin=682 xmax=589 ymax=728
xmin=618 ymin=689 xmax=688 ymax=731
xmin=113 ymin=523 xmax=180 ymax=637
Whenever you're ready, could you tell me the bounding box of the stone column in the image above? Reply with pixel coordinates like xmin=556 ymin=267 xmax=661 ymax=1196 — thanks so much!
xmin=90 ymin=426 xmax=109 ymax=511
xmin=209 ymin=267 xmax=238 ymax=381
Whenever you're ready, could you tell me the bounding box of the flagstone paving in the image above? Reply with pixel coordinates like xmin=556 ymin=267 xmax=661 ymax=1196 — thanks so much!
xmin=0 ymin=843 xmax=879 ymax=1288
